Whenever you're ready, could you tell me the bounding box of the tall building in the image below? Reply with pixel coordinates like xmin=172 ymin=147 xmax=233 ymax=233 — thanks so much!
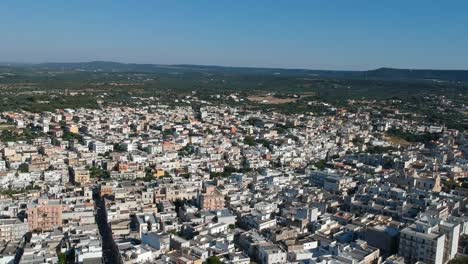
xmin=27 ymin=198 xmax=63 ymax=232
xmin=439 ymin=221 xmax=461 ymax=263
xmin=365 ymin=225 xmax=400 ymax=258
xmin=398 ymin=214 xmax=460 ymax=264
xmin=0 ymin=218 xmax=28 ymax=241
xmin=399 ymin=224 xmax=444 ymax=263
xmin=198 ymin=185 xmax=224 ymax=210
xmin=0 ymin=160 xmax=6 ymax=171
xmin=90 ymin=141 xmax=107 ymax=154
xmin=69 ymin=167 xmax=91 ymax=185
xmin=257 ymin=244 xmax=287 ymax=264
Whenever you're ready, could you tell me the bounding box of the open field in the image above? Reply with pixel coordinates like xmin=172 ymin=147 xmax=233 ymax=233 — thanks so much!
xmin=247 ymin=92 xmax=316 ymax=104
xmin=384 ymin=134 xmax=411 ymax=147
xmin=247 ymin=95 xmax=298 ymax=104
xmin=0 ymin=124 xmax=15 ymax=131
xmin=0 ymin=62 xmax=467 ymax=130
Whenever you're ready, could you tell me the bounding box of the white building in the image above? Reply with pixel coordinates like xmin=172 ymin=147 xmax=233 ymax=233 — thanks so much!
xmin=90 ymin=141 xmax=107 ymax=154
xmin=0 ymin=218 xmax=28 ymax=241
xmin=258 ymin=244 xmax=287 ymax=264
xmin=399 ymin=217 xmax=446 ymax=264
xmin=0 ymin=160 xmax=5 ymax=171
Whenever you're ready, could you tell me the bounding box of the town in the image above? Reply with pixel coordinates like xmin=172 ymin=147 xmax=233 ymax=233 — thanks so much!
xmin=0 ymin=94 xmax=467 ymax=264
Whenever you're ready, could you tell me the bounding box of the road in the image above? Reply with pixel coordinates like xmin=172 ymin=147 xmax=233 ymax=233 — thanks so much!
xmin=94 ymin=190 xmax=123 ymax=264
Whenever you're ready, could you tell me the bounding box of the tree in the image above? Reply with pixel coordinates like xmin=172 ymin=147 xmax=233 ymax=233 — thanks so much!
xmin=244 ymin=136 xmax=255 ymax=146
xmin=205 ymin=256 xmax=223 ymax=264
xmin=314 ymin=160 xmax=326 ymax=170
xmin=89 ymin=166 xmax=109 ymax=179
xmin=445 ymin=180 xmax=459 ymax=190
xmin=58 ymin=253 xmax=67 ymax=264
xmin=18 ymin=163 xmax=29 ymax=173
xmin=448 ymin=256 xmax=468 ymax=264
xmin=113 ymin=143 xmax=126 ymax=152
xmin=387 ymin=128 xmax=441 ymax=144
xmin=62 ymin=131 xmax=83 ymax=143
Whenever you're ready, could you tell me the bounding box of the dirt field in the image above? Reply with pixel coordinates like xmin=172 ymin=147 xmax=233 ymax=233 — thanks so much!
xmin=0 ymin=124 xmax=15 ymax=131
xmin=247 ymin=93 xmax=315 ymax=104
xmin=385 ymin=135 xmax=411 ymax=147
xmin=247 ymin=96 xmax=298 ymax=104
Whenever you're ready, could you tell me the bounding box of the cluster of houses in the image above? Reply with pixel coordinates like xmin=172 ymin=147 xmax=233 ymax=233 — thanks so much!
xmin=0 ymin=102 xmax=467 ymax=264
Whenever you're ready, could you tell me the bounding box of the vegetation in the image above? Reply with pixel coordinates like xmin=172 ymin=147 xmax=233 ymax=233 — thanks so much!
xmin=0 ymin=185 xmax=41 ymax=197
xmin=178 ymin=145 xmax=195 ymax=156
xmin=57 ymin=250 xmax=75 ymax=264
xmin=210 ymin=171 xmax=231 ymax=179
xmin=1 ymin=63 xmax=467 ymax=130
xmin=57 ymin=253 xmax=67 ymax=264
xmin=387 ymin=128 xmax=441 ymax=144
xmin=62 ymin=131 xmax=84 ymax=143
xmin=18 ymin=163 xmax=29 ymax=173
xmin=243 ymin=136 xmax=275 ymax=148
xmin=0 ymin=127 xmax=46 ymax=143
xmin=210 ymin=165 xmax=250 ymax=179
xmin=365 ymin=145 xmax=397 ymax=154
xmin=314 ymin=160 xmax=327 ymax=170
xmin=448 ymin=256 xmax=468 ymax=264
xmin=88 ymin=166 xmax=110 ymax=179
xmin=204 ymin=256 xmax=223 ymax=264
xmin=243 ymin=136 xmax=256 ymax=146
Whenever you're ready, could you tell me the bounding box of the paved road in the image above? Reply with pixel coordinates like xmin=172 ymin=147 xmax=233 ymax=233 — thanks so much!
xmin=94 ymin=193 xmax=123 ymax=264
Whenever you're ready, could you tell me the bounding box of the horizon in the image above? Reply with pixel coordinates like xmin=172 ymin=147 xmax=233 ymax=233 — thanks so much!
xmin=1 ymin=1 xmax=468 ymax=71
xmin=2 ymin=60 xmax=468 ymax=72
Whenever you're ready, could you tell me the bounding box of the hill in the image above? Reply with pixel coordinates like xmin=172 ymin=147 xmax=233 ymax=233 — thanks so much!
xmin=34 ymin=61 xmax=468 ymax=82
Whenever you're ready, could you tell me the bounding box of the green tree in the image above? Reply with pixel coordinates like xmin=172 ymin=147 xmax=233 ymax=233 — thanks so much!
xmin=205 ymin=256 xmax=223 ymax=264
xmin=448 ymin=256 xmax=468 ymax=264
xmin=57 ymin=253 xmax=67 ymax=264
xmin=89 ymin=166 xmax=110 ymax=179
xmin=314 ymin=160 xmax=326 ymax=170
xmin=18 ymin=163 xmax=29 ymax=173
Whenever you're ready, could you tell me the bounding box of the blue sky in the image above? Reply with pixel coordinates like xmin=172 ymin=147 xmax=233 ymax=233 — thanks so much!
xmin=1 ymin=0 xmax=467 ymax=70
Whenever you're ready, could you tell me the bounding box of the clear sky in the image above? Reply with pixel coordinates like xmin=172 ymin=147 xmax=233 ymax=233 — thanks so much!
xmin=1 ymin=0 xmax=467 ymax=70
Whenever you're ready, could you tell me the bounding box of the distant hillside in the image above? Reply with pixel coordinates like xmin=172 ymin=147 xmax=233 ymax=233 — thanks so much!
xmin=366 ymin=68 xmax=468 ymax=82
xmin=38 ymin=61 xmax=168 ymax=73
xmin=22 ymin=61 xmax=468 ymax=82
xmin=36 ymin=61 xmax=354 ymax=77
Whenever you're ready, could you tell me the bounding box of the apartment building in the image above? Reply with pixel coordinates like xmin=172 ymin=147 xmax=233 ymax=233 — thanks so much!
xmin=27 ymin=198 xmax=63 ymax=231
